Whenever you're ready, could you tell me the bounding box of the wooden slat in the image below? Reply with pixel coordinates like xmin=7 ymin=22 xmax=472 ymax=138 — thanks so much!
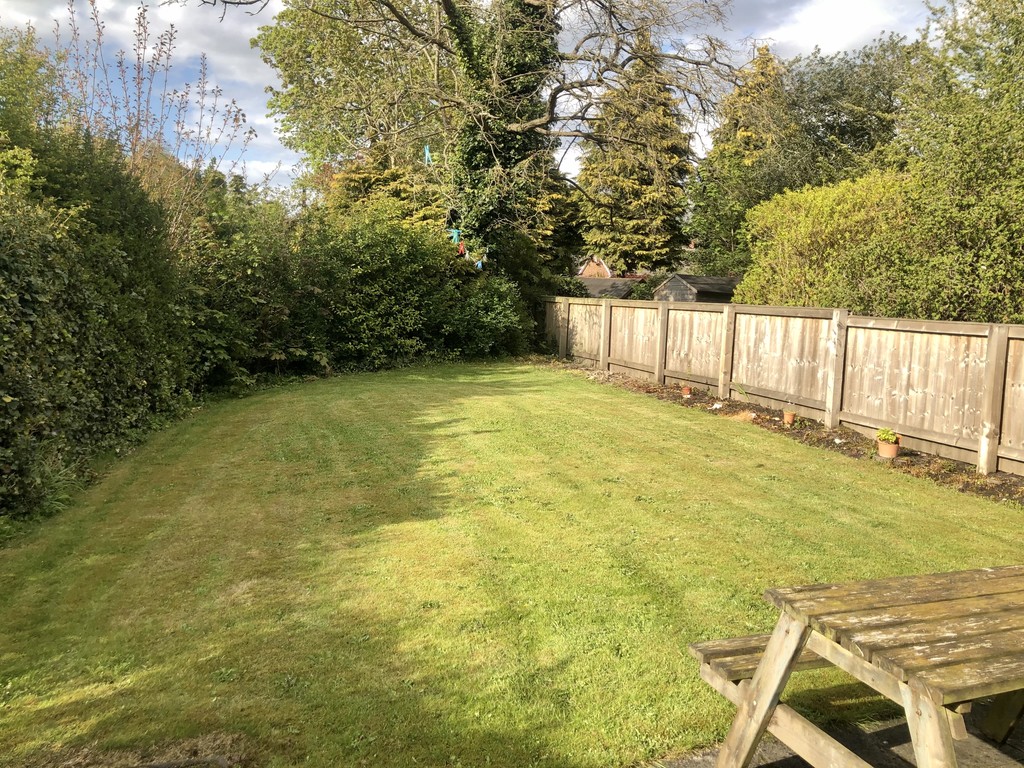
xmin=912 ymin=651 xmax=1024 ymax=705
xmin=709 ymin=652 xmax=831 ymax=682
xmin=813 ymin=591 xmax=1024 ymax=651
xmin=690 ymin=635 xmax=775 ymax=659
xmin=689 ymin=635 xmax=831 ymax=681
xmin=726 ymin=382 xmax=824 ymax=411
xmin=715 ymin=612 xmax=810 ymax=768
xmin=767 ymin=566 xmax=1024 ymax=618
xmin=842 ymin=608 xmax=1024 ymax=654
xmin=733 ymin=304 xmax=836 ymax=319
xmin=846 ymin=315 xmax=991 ymax=336
xmin=870 ymin=626 xmax=1024 ymax=679
xmin=979 ymin=689 xmax=1024 ymax=743
xmin=805 ymin=632 xmax=903 ymax=702
xmin=901 ymin=679 xmax=959 ymax=768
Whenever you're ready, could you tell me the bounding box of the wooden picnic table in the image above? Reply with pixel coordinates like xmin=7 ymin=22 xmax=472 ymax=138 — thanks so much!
xmin=693 ymin=565 xmax=1024 ymax=768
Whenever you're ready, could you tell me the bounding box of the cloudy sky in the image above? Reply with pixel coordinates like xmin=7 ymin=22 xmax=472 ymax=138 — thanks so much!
xmin=1 ymin=0 xmax=931 ymax=183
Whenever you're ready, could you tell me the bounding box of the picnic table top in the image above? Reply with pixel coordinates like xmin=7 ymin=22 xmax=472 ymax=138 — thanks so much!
xmin=765 ymin=565 xmax=1024 ymax=705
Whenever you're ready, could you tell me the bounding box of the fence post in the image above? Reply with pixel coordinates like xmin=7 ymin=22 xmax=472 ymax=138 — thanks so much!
xmin=654 ymin=302 xmax=669 ymax=384
xmin=824 ymin=309 xmax=849 ymax=428
xmin=978 ymin=323 xmax=1010 ymax=474
xmin=718 ymin=305 xmax=736 ymax=398
xmin=557 ymin=297 xmax=570 ymax=359
xmin=599 ymin=299 xmax=612 ymax=371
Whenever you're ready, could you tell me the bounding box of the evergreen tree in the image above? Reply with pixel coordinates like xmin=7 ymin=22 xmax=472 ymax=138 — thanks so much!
xmin=690 ymin=39 xmax=909 ymax=276
xmin=575 ymin=39 xmax=692 ymax=274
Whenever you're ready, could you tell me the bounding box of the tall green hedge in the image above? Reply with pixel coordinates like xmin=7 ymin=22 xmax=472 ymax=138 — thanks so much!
xmin=1 ymin=134 xmax=190 ymax=517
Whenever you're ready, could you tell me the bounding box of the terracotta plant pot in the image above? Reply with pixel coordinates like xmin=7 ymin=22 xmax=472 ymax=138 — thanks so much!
xmin=782 ymin=410 xmax=796 ymax=426
xmin=877 ymin=439 xmax=900 ymax=459
xmin=681 ymin=385 xmax=693 ymax=396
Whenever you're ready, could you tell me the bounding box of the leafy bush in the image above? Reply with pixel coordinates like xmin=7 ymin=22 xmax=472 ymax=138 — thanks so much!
xmin=1 ymin=134 xmax=190 ymax=518
xmin=735 ymin=165 xmax=1024 ymax=324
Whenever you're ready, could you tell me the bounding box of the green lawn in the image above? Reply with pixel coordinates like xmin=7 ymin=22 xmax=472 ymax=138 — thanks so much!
xmin=1 ymin=362 xmax=1019 ymax=767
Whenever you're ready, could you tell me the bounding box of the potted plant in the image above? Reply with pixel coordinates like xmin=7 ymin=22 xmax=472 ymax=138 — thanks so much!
xmin=782 ymin=405 xmax=796 ymax=426
xmin=876 ymin=428 xmax=900 ymax=459
xmin=681 ymin=384 xmax=693 ymax=396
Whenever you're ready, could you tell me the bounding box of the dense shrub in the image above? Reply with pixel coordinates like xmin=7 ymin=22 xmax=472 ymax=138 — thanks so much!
xmin=1 ymin=135 xmax=190 ymax=517
xmin=735 ymin=172 xmax=921 ymax=314
xmin=181 ymin=196 xmax=533 ymax=387
xmin=735 ymin=167 xmax=1024 ymax=324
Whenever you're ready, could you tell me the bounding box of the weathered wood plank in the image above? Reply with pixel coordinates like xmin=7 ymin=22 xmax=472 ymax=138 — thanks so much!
xmin=567 ymin=302 xmax=602 ymax=360
xmin=665 ymin=309 xmax=722 ymax=382
xmin=912 ymin=651 xmax=1024 ymax=705
xmin=734 ymin=305 xmax=837 ymax=319
xmin=871 ymin=626 xmax=1024 ymax=679
xmin=767 ymin=566 xmax=1024 ymax=616
xmin=698 ymin=667 xmax=877 ymax=768
xmin=979 ymin=325 xmax=1010 ymax=473
xmin=842 ymin=609 xmax=1024 ymax=654
xmin=654 ymin=303 xmax=669 ymax=384
xmin=609 ymin=304 xmax=658 ymax=370
xmin=847 ymin=315 xmax=990 ymax=336
xmin=840 ymin=328 xmax=987 ymax=445
xmin=812 ymin=591 xmax=1024 ymax=649
xmin=805 ymin=632 xmax=903 ymax=702
xmin=690 ymin=635 xmax=777 ymax=659
xmin=689 ymin=634 xmax=832 ymax=681
xmin=598 ymin=300 xmax=612 ymax=370
xmin=979 ymin=689 xmax=1024 ymax=743
xmin=718 ymin=306 xmax=736 ymax=398
xmin=998 ymin=338 xmax=1024 ymax=452
xmin=901 ymin=679 xmax=959 ymax=768
xmin=824 ymin=309 xmax=848 ymax=428
xmin=837 ymin=413 xmax=982 ymax=451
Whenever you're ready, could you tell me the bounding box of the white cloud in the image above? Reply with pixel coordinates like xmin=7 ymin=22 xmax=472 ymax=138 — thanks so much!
xmin=757 ymin=0 xmax=928 ymax=56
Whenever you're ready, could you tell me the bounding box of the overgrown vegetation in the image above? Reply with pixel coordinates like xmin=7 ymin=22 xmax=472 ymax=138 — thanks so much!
xmin=0 ymin=8 xmax=532 ymax=519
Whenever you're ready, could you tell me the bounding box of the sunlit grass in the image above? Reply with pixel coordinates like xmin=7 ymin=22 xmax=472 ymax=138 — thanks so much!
xmin=1 ymin=361 xmax=1019 ymax=767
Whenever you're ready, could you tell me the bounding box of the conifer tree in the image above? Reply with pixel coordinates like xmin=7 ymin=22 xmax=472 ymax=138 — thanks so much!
xmin=576 ymin=38 xmax=692 ymax=274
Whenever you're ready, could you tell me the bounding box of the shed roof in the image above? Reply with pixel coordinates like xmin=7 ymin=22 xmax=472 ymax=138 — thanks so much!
xmin=579 ymin=277 xmax=638 ymax=299
xmin=654 ymin=274 xmax=741 ymax=294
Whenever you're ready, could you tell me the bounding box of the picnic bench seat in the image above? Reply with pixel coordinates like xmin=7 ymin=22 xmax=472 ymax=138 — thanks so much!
xmin=690 ymin=634 xmax=832 ymax=682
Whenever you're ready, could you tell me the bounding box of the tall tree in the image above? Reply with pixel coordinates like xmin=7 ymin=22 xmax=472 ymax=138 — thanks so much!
xmin=203 ymin=0 xmax=731 ymax=278
xmin=737 ymin=0 xmax=1024 ymax=324
xmin=690 ymin=37 xmax=909 ymax=276
xmin=575 ymin=36 xmax=692 ymax=273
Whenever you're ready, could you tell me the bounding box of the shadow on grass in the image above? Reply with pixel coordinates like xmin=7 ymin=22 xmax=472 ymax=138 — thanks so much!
xmin=2 ymin=363 xmax=579 ymax=767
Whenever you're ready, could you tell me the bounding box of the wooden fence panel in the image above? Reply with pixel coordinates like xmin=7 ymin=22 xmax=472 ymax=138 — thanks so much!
xmin=664 ymin=308 xmax=722 ymax=384
xmin=842 ymin=328 xmax=987 ymax=440
xmin=998 ymin=338 xmax=1024 ymax=452
xmin=567 ymin=302 xmax=602 ymax=361
xmin=542 ymin=296 xmax=1024 ymax=475
xmin=732 ymin=314 xmax=830 ymax=405
xmin=609 ymin=304 xmax=659 ymax=373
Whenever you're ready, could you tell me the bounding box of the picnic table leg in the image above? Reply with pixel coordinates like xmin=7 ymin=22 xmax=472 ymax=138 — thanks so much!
xmin=978 ymin=689 xmax=1024 ymax=744
xmin=901 ymin=680 xmax=958 ymax=768
xmin=715 ymin=612 xmax=809 ymax=768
